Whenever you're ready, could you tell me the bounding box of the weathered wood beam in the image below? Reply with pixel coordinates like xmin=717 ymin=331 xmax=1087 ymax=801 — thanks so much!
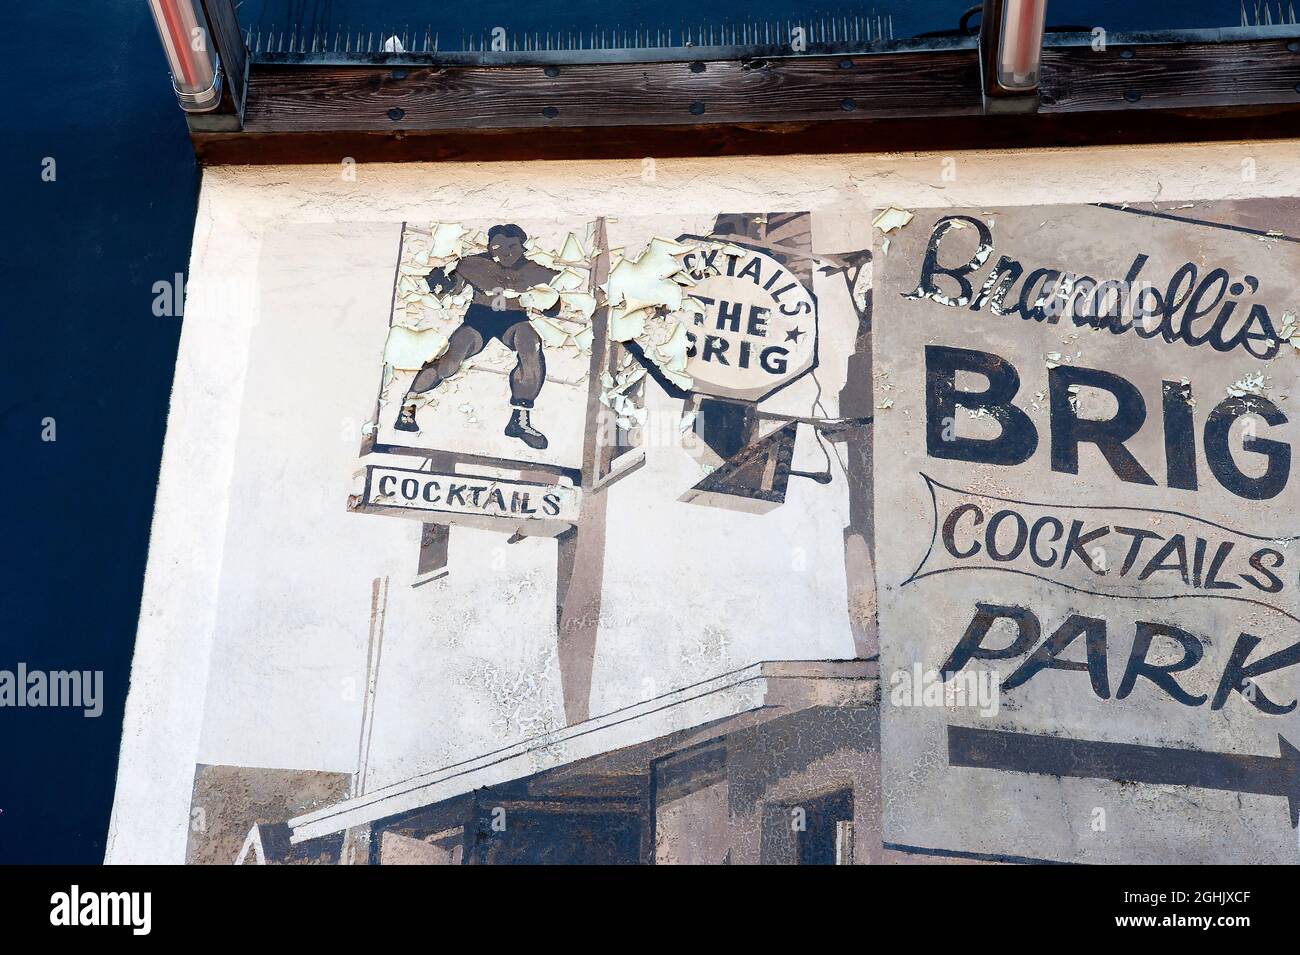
xmin=241 ymin=49 xmax=979 ymax=134
xmin=191 ymin=39 xmax=1300 ymax=163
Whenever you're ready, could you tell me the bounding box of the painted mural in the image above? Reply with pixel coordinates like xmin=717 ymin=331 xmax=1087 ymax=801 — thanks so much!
xmin=167 ymin=194 xmax=1299 ymax=865
xmin=876 ymin=201 xmax=1300 ymax=864
xmin=182 ymin=209 xmax=877 ymax=864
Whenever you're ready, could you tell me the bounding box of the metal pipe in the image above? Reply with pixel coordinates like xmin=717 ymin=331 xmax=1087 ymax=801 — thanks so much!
xmin=980 ymin=0 xmax=1047 ymax=99
xmin=146 ymin=0 xmax=223 ymax=111
xmin=998 ymin=0 xmax=1047 ymax=89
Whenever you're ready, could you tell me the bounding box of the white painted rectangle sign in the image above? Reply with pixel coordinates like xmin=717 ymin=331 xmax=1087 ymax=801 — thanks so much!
xmin=874 ymin=202 xmax=1300 ymax=864
xmin=355 ymin=465 xmax=581 ymax=526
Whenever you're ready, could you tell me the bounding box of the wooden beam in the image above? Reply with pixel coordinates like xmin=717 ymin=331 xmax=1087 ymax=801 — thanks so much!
xmin=239 ymin=50 xmax=980 ymax=133
xmin=192 ymin=38 xmax=1300 ymax=163
xmin=192 ymin=107 xmax=1300 ymax=165
xmin=1044 ymin=38 xmax=1300 ymax=111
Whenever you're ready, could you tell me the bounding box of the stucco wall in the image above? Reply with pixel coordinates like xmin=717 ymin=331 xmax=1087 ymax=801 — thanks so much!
xmin=106 ymin=141 xmax=1300 ymax=863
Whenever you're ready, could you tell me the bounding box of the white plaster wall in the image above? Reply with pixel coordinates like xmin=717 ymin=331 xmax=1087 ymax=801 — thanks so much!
xmin=106 ymin=141 xmax=1300 ymax=863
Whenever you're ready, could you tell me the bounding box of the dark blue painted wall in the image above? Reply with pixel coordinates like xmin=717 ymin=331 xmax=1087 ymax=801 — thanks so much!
xmin=0 ymin=1 xmax=197 ymax=863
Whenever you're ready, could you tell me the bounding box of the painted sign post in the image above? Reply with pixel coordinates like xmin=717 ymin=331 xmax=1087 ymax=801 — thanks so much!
xmin=874 ymin=202 xmax=1300 ymax=863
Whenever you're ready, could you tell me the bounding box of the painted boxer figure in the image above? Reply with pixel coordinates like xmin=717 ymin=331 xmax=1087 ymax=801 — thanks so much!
xmin=395 ymin=223 xmax=558 ymax=450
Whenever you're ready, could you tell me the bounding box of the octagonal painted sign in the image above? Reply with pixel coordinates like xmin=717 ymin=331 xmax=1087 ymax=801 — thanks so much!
xmin=678 ymin=238 xmax=818 ymax=403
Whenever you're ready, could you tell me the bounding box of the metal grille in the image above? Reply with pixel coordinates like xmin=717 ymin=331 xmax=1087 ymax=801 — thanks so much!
xmin=243 ymin=12 xmax=895 ymax=60
xmin=1240 ymin=1 xmax=1300 ymax=25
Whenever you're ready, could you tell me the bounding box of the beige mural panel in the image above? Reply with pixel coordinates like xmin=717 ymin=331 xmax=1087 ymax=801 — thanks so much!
xmin=875 ymin=201 xmax=1300 ymax=863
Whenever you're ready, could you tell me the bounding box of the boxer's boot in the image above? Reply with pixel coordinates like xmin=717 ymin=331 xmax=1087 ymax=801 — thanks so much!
xmin=505 ymin=406 xmax=548 ymax=449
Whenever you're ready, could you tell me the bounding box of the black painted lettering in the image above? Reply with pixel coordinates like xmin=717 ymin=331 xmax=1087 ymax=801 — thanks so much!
xmin=925 ymin=345 xmax=1038 ymax=466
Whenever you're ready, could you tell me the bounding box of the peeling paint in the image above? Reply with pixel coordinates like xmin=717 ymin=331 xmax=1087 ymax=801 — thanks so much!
xmin=872 ymin=206 xmax=914 ymax=234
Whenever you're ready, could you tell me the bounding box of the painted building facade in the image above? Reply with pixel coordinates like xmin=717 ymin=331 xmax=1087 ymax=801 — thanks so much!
xmin=107 ymin=142 xmax=1300 ymax=864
